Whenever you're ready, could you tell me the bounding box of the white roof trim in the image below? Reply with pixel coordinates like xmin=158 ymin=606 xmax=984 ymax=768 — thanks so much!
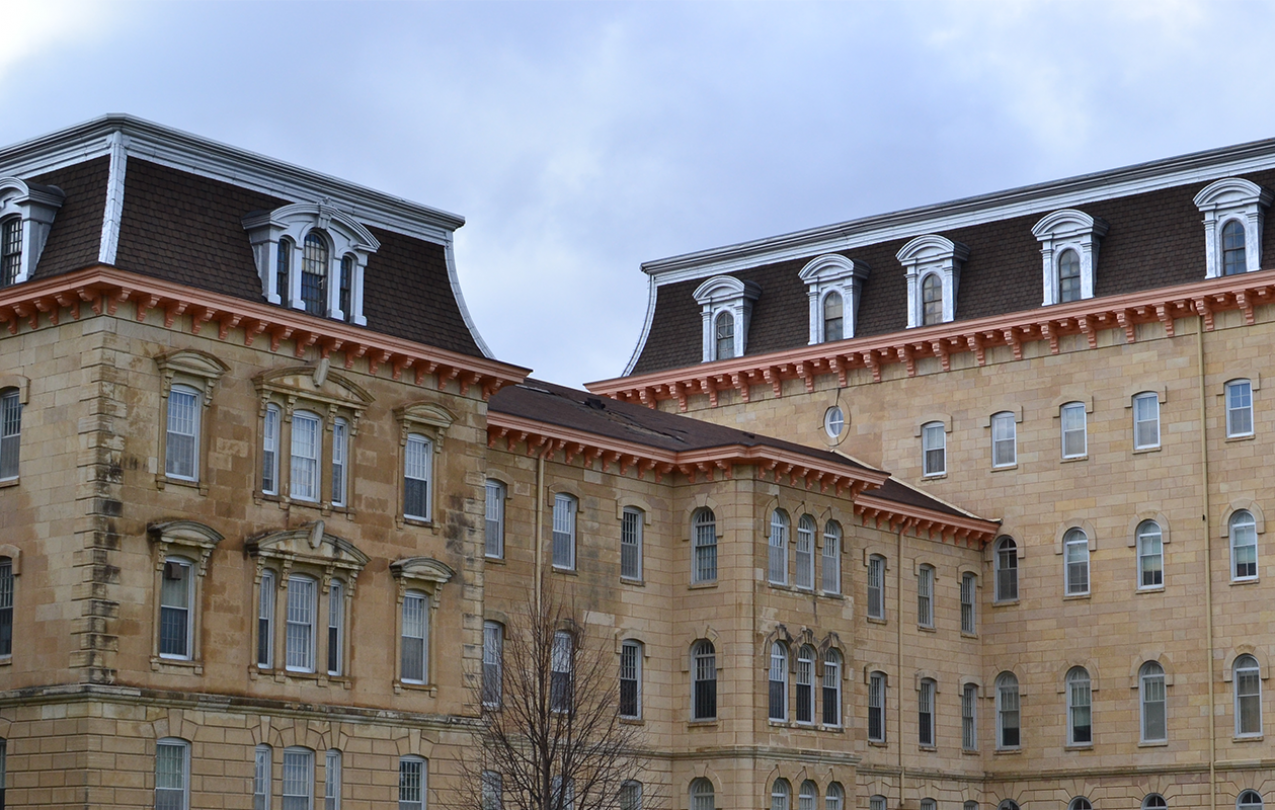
xmin=98 ymin=131 xmax=127 ymax=265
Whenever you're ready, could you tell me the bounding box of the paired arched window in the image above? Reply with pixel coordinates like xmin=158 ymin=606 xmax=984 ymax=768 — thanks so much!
xmin=768 ymin=642 xmax=789 ymax=720
xmin=770 ymin=779 xmax=791 ymax=810
xmin=795 ymin=645 xmax=816 ymax=724
xmin=768 ymin=510 xmax=790 ymax=585
xmin=1058 ymin=249 xmax=1081 ymax=303
xmin=921 ymin=274 xmax=943 ymax=326
xmin=1223 ymin=220 xmax=1247 ymax=276
xmin=1140 ymin=661 xmax=1166 ymax=742
xmin=692 ymin=640 xmax=717 ymax=720
xmin=822 ymin=650 xmax=842 ymax=726
xmin=996 ymin=672 xmax=1020 ymax=748
xmin=1066 ymin=666 xmax=1092 ymax=745
xmin=995 ymin=537 xmax=1018 ymax=602
xmin=795 ymin=515 xmax=816 ymax=590
xmin=822 ymin=292 xmax=844 ymax=342
xmin=689 ymin=779 xmax=715 ymax=810
xmin=1064 ymin=528 xmax=1090 ymax=596
xmin=714 ymin=311 xmax=735 ymax=360
xmin=1137 ymin=520 xmax=1164 ymax=588
xmin=798 ymin=780 xmax=817 ymax=810
xmin=692 ymin=508 xmax=717 ymax=584
xmin=1231 ymin=510 xmax=1258 ymax=581
xmin=822 ymin=521 xmax=842 ymax=594
xmin=1235 ymin=654 xmax=1262 ymax=737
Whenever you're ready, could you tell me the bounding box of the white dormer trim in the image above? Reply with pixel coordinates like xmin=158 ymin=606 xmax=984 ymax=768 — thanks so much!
xmin=692 ymin=275 xmax=761 ymax=362
xmin=0 ymin=176 xmax=65 ymax=286
xmin=897 ymin=235 xmax=969 ymax=328
xmin=1194 ymin=178 xmax=1273 ymax=278
xmin=1031 ymin=209 xmax=1109 ymax=306
xmin=242 ymin=203 xmax=382 ymax=325
xmin=798 ymin=254 xmax=870 ymax=344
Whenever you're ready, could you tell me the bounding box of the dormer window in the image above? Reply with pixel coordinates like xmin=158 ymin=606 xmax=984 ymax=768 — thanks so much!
xmin=798 ymin=254 xmax=869 ymax=344
xmin=1194 ymin=178 xmax=1273 ymax=278
xmin=693 ymin=275 xmax=761 ymax=362
xmin=898 ymin=235 xmax=968 ymax=328
xmin=243 ymin=203 xmax=381 ymax=325
xmin=1031 ymin=209 xmax=1108 ymax=306
xmin=0 ymin=177 xmax=64 ymax=289
xmin=1 ymin=218 xmax=20 ymax=287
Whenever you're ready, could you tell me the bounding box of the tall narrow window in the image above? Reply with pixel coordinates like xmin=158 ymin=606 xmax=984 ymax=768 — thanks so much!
xmin=917 ymin=565 xmax=934 ymax=628
xmin=1133 ymin=392 xmax=1160 ymax=450
xmin=325 ymin=750 xmax=342 ymax=810
xmin=159 ymin=557 xmax=194 ymax=659
xmin=1058 ymin=249 xmax=1081 ymax=303
xmin=483 ymin=771 xmax=503 ymax=810
xmin=991 ymin=412 xmax=1016 ymax=467
xmin=331 ymin=417 xmax=348 ymax=507
xmin=922 ymin=421 xmax=945 ymax=477
xmin=290 ymin=411 xmax=321 ymax=502
xmin=692 ymin=508 xmax=717 ymax=584
xmin=258 ymin=570 xmax=276 ymax=669
xmin=1064 ymin=529 xmax=1090 ymax=596
xmin=286 ymin=575 xmax=317 ymax=673
xmin=483 ymin=621 xmax=503 ymax=708
xmin=768 ymin=509 xmax=789 ymax=585
xmin=919 ymin=678 xmax=936 ymax=746
xmin=690 ymin=779 xmax=715 ymax=810
xmin=398 ymin=756 xmax=426 ymax=810
xmin=996 ymin=672 xmax=1020 ymax=748
xmin=1137 ymin=520 xmax=1164 ymax=589
xmin=276 ymin=237 xmax=292 ymax=307
xmin=795 ymin=515 xmax=815 ymax=590
xmin=403 ymin=434 xmax=432 ymax=521
xmin=714 ymin=312 xmax=735 ymax=361
xmin=165 ymin=385 xmax=201 ymax=481
xmin=995 ymin=537 xmax=1018 ymax=602
xmin=0 ymin=558 xmax=11 ymax=658
xmin=327 ymin=580 xmax=344 ymax=676
xmin=796 ymin=645 xmax=815 ymax=724
xmin=485 ymin=480 xmax=505 ymax=559
xmin=1231 ymin=510 xmax=1258 ymax=581
xmin=254 ymin=744 xmax=273 ymax=810
xmin=822 ymin=522 xmax=841 ymax=594
xmin=799 ymin=781 xmax=817 ymax=810
xmin=552 ymin=494 xmax=577 ymax=570
xmin=962 ymin=683 xmax=978 ymax=751
xmin=868 ymin=671 xmax=886 ymax=742
xmin=282 ymin=747 xmax=314 ymax=810
xmin=620 ymin=639 xmax=642 ymax=719
xmin=822 ymin=650 xmax=842 ymax=726
xmin=1140 ymin=661 xmax=1166 ymax=743
xmin=960 ymin=573 xmax=976 ymax=634
xmin=825 ymin=784 xmax=844 ymax=810
xmin=870 ymin=797 xmax=887 ymax=810
xmin=1227 ymin=380 xmax=1255 ymax=438
xmin=0 ymin=388 xmax=20 ymax=481
xmin=771 ymin=779 xmax=791 ymax=810
xmin=302 ymin=232 xmax=328 ymax=316
xmin=401 ymin=591 xmax=428 ymax=684
xmin=0 ymin=738 xmax=7 ymax=809
xmin=339 ymin=255 xmax=354 ymax=322
xmin=823 ymin=291 xmax=844 ymax=342
xmin=1223 ymin=220 xmax=1247 ymax=276
xmin=551 ymin=631 xmax=573 ymax=713
xmin=0 ymin=218 xmax=20 ymax=288
xmin=768 ymin=642 xmax=788 ymax=721
xmin=1067 ymin=667 xmax=1092 ymax=745
xmin=156 ymin=738 xmax=190 ymax=810
xmin=867 ymin=555 xmax=885 ymax=619
xmin=921 ymin=274 xmax=942 ymax=326
xmin=262 ymin=404 xmax=280 ymax=495
xmin=692 ymin=640 xmax=717 ymax=720
xmin=1235 ymin=654 xmax=1262 ymax=736
xmin=621 ymin=507 xmax=643 ymax=581
xmin=620 ymin=781 xmax=641 ymax=810
xmin=1061 ymin=401 xmax=1087 ymax=458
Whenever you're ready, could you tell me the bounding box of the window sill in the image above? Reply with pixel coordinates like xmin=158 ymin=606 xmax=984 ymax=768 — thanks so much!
xmin=961 ymin=631 xmax=978 ymax=640
xmin=1234 ymin=734 xmax=1264 ymax=743
xmin=994 ymin=747 xmax=1022 ymax=755
xmin=917 ymin=625 xmax=936 ymax=633
xmin=991 ymin=599 xmax=1019 ymax=608
xmin=156 ymin=474 xmax=207 ymax=495
xmin=621 ymin=577 xmax=644 ymax=586
xmin=990 ymin=464 xmax=1018 ymax=473
xmin=819 ymin=725 xmax=845 ymax=734
xmin=961 ymin=748 xmax=979 ymax=756
xmin=619 ymin=717 xmax=645 ymax=726
xmin=1136 ymin=585 xmax=1165 ymax=595
xmin=485 ymin=556 xmax=506 ymax=565
xmin=1133 ymin=446 xmax=1162 ymax=455
xmin=400 ymin=516 xmax=434 ymax=529
xmin=868 ymin=739 xmax=888 ymax=748
xmin=1226 ymin=433 xmax=1255 ymax=443
xmin=686 ymin=720 xmax=719 ymax=729
xmin=0 ymin=656 xmax=10 ymax=667
xmin=151 ymin=656 xmax=203 ymax=675
xmin=688 ymin=581 xmax=718 ymax=590
xmin=866 ymin=616 xmax=887 ymax=625
xmin=821 ymin=592 xmax=845 ymax=600
xmin=394 ymin=680 xmax=439 ymax=696
xmin=918 ymin=745 xmax=937 ymax=752
xmin=0 ymin=477 xmax=17 ymax=489
xmin=552 ymin=567 xmax=579 ymax=577
xmin=921 ymin=473 xmax=947 ymax=481
xmin=1064 ymin=743 xmax=1093 ymax=751
xmin=1231 ymin=577 xmax=1259 ymax=586
xmin=1138 ymin=740 xmax=1168 ymax=748
xmin=1063 ymin=593 xmax=1091 ymax=601
xmin=1061 ymin=455 xmax=1088 ymax=464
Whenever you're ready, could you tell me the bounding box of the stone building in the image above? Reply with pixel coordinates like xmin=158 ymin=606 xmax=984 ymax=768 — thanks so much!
xmin=0 ymin=115 xmax=1273 ymax=810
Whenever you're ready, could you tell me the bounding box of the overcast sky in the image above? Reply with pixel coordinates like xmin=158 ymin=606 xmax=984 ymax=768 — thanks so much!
xmin=7 ymin=1 xmax=1275 ymax=386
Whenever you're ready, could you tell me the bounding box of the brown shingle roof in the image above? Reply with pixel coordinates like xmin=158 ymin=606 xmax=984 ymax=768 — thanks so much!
xmin=30 ymin=157 xmax=110 ymax=277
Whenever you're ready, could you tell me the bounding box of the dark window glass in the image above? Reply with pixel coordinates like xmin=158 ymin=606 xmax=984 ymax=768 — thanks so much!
xmin=339 ymin=255 xmax=353 ymax=321
xmin=0 ymin=218 xmax=19 ymax=288
xmin=921 ymin=274 xmax=942 ymax=325
xmin=1223 ymin=220 xmax=1247 ymax=276
xmin=276 ymin=238 xmax=292 ymax=305
xmin=302 ymin=233 xmax=328 ymax=315
xmin=1058 ymin=249 xmax=1081 ymax=302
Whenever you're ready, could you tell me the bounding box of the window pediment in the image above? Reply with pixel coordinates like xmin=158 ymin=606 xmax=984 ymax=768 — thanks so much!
xmin=798 ymin=254 xmax=870 ymax=344
xmin=1194 ymin=177 xmax=1273 ymax=278
xmin=897 ymin=235 xmax=968 ymax=328
xmin=148 ymin=520 xmax=224 ymax=575
xmin=155 ymin=349 xmax=230 ymax=403
xmin=0 ymin=176 xmax=65 ymax=287
xmin=395 ymin=401 xmax=455 ymax=447
xmin=255 ymin=364 xmax=373 ymax=430
xmin=692 ymin=275 xmax=761 ymax=362
xmin=390 ymin=556 xmax=455 ymax=598
xmin=246 ymin=520 xmax=370 ymax=586
xmin=1032 ymin=209 xmax=1108 ymax=306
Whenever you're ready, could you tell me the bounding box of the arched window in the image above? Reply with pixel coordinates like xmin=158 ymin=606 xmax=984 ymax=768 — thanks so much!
xmin=795 ymin=515 xmax=815 ymax=590
xmin=254 ymin=744 xmax=272 ymax=809
xmin=1235 ymin=654 xmax=1262 ymax=736
xmin=996 ymin=672 xmax=1020 ymax=748
xmin=825 ymin=784 xmax=844 ymax=810
xmin=621 ymin=506 xmax=644 ymax=582
xmin=919 ymin=678 xmax=936 ymax=746
xmin=0 ymin=217 xmax=21 ymax=287
xmin=867 ymin=555 xmax=886 ymax=619
xmin=771 ymin=779 xmax=791 ymax=810
xmin=398 ymin=755 xmax=427 ymax=810
xmin=301 ymin=232 xmax=330 ymax=315
xmin=1058 ymin=249 xmax=1082 ymax=303
xmin=768 ymin=510 xmax=790 ymax=585
xmin=690 ymin=779 xmax=715 ymax=810
xmin=965 ymin=803 xmax=979 ymax=810
xmin=768 ymin=642 xmax=788 ymax=721
xmin=714 ymin=311 xmax=735 ymax=360
xmin=870 ymin=796 xmax=887 ymax=810
xmin=283 ymin=746 xmax=315 ymax=809
xmin=1066 ymin=666 xmax=1092 ymax=745
xmin=868 ymin=671 xmax=886 ymax=742
xmin=795 ymin=645 xmax=816 ymax=724
xmin=921 ymin=274 xmax=943 ymax=326
xmin=999 ymin=802 xmax=1020 ymax=810
xmin=920 ymin=800 xmax=936 ymax=810
xmin=1142 ymin=795 xmax=1167 ymax=810
xmin=822 ymin=291 xmax=844 ymax=342
xmin=156 ymin=737 xmax=190 ymax=810
xmin=799 ymin=781 xmax=817 ymax=810
xmin=551 ymin=493 xmax=577 ymax=570
xmin=339 ymin=255 xmax=354 ymax=321
xmin=1137 ymin=520 xmax=1164 ymax=589
xmin=821 ymin=521 xmax=842 ymax=594
xmin=1070 ymin=799 xmax=1093 ymax=810
xmin=276 ymin=236 xmax=293 ymax=306
xmin=1064 ymin=528 xmax=1090 ymax=596
xmin=1140 ymin=661 xmax=1166 ymax=742
xmin=1223 ymin=220 xmax=1247 ymax=276
xmin=692 ymin=508 xmax=717 ymax=584
xmin=995 ymin=537 xmax=1018 ymax=602
xmin=1239 ymin=791 xmax=1264 ymax=810
xmin=692 ymin=640 xmax=717 ymax=720
xmin=822 ymin=650 xmax=842 ymax=726
xmin=1231 ymin=511 xmax=1258 ymax=580
xmin=620 ymin=781 xmax=642 ymax=810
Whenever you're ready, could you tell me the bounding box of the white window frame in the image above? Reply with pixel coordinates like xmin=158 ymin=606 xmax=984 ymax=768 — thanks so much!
xmin=867 ymin=555 xmax=885 ymax=620
xmin=996 ymin=672 xmax=1020 ymax=749
xmin=771 ymin=779 xmax=791 ymax=810
xmin=962 ymin=683 xmax=978 ymax=751
xmin=995 ymin=537 xmax=1018 ymax=602
xmin=798 ymin=781 xmax=817 ymax=810
xmin=691 ymin=640 xmax=717 ymax=720
xmin=870 ymin=797 xmax=887 ymax=810
xmin=483 ymin=620 xmax=504 ymax=708
xmin=158 ymin=556 xmax=195 ymax=660
xmin=795 ymin=644 xmax=815 ymax=725
xmin=822 ymin=650 xmax=842 ymax=727
xmin=1061 ymin=401 xmax=1087 ymax=459
xmin=156 ymin=737 xmax=191 ymax=810
xmin=258 ymin=570 xmax=276 ymax=669
xmin=821 ymin=522 xmax=841 ymax=594
xmin=1140 ymin=661 xmax=1167 ymax=743
xmin=919 ymin=678 xmax=936 ymax=747
xmin=290 ymin=410 xmax=322 ymax=502
xmin=768 ymin=509 xmax=789 ymax=586
xmin=397 ymin=756 xmax=427 ymax=810
xmin=325 ymin=749 xmax=342 ymax=810
xmin=991 ymin=411 xmax=1016 ymax=468
xmin=621 ymin=507 xmax=643 ymax=582
xmin=165 ymin=385 xmax=202 ymax=482
xmin=1064 ymin=529 xmax=1090 ymax=596
xmin=1137 ymin=521 xmax=1164 ymax=589
xmin=960 ymin=572 xmax=976 ymax=634
xmin=1227 ymin=379 xmax=1255 ymax=438
xmin=1235 ymin=655 xmax=1262 ymax=737
xmin=282 ymin=747 xmax=315 ymax=810
xmin=327 ymin=580 xmax=345 ymax=677
xmin=692 ymin=508 xmax=718 ymax=584
xmin=403 ymin=434 xmax=433 ymax=522
xmin=799 ymin=254 xmax=870 ymax=344
xmin=823 ymin=406 xmax=845 ymax=439
xmin=795 ymin=515 xmax=815 ymax=590
xmin=401 ymin=590 xmax=430 ymax=685
xmin=551 ymin=630 xmax=574 ymax=714
xmin=1238 ymin=791 xmax=1264 ymax=810
xmin=868 ymin=671 xmax=886 ymax=742
xmin=485 ymin=480 xmax=506 ymax=559
xmin=690 ymin=779 xmax=715 ymax=810
xmin=262 ymin=404 xmax=281 ymax=495
xmin=768 ymin=642 xmax=788 ymax=721
xmin=1193 ymin=177 xmax=1273 ymax=279
xmin=917 ymin=564 xmax=934 ymax=628
xmin=1031 ymin=208 xmax=1108 ymax=305
xmin=898 ymin=234 xmax=969 ymax=328
xmin=922 ymin=422 xmax=945 ymax=477
xmin=825 ymin=784 xmax=844 ymax=810
xmin=285 ymin=574 xmax=318 ymax=673
xmin=552 ymin=493 xmax=577 ymax=571
xmin=330 ymin=417 xmax=348 ymax=508
xmin=1066 ymin=667 xmax=1092 ymax=746
xmin=620 ymin=639 xmax=643 ymax=719
xmin=1133 ymin=392 xmax=1161 ymax=450
xmin=255 ymin=744 xmax=273 ymax=810
xmin=692 ymin=275 xmax=760 ymax=362
xmin=1231 ymin=510 xmax=1258 ymax=581
xmin=0 ymin=387 xmax=21 ymax=482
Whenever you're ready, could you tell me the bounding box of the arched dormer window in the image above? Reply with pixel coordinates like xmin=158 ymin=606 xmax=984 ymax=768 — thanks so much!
xmin=693 ymin=275 xmax=761 ymax=362
xmin=1194 ymin=178 xmax=1273 ymax=279
xmin=1 ymin=218 xmax=20 ymax=287
xmin=1032 ymin=209 xmax=1108 ymax=306
xmin=799 ymin=253 xmax=869 ymax=344
xmin=0 ymin=177 xmax=64 ymax=289
xmin=898 ymin=234 xmax=968 ymax=328
xmin=243 ymin=202 xmax=380 ymax=324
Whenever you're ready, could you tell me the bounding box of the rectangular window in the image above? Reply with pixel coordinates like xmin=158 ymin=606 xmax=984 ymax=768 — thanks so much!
xmin=258 ymin=571 xmax=275 ymax=669
xmin=254 ymin=745 xmax=272 ymax=810
xmin=991 ymin=412 xmax=1016 ymax=467
xmin=621 ymin=507 xmax=643 ymax=581
xmin=155 ymin=740 xmax=189 ymax=810
xmin=1061 ymin=402 xmax=1087 ymax=458
xmin=262 ymin=405 xmax=280 ymax=495
xmin=159 ymin=558 xmax=193 ymax=659
xmin=165 ymin=387 xmax=200 ymax=481
xmin=331 ymin=418 xmax=347 ymax=507
xmin=919 ymin=680 xmax=935 ymax=746
xmin=325 ymin=750 xmax=341 ymax=810
xmin=282 ymin=748 xmax=313 ymax=810
xmin=0 ymin=559 xmax=11 ymax=657
xmin=620 ymin=640 xmax=642 ymax=719
xmin=917 ymin=566 xmax=934 ymax=628
xmin=795 ymin=650 xmax=814 ymax=724
xmin=1133 ymin=392 xmax=1160 ymax=449
xmin=822 ymin=654 xmax=841 ymax=726
xmin=768 ymin=645 xmax=787 ymax=721
xmin=551 ymin=631 xmax=573 ymax=713
xmin=290 ymin=412 xmax=321 ymax=501
xmin=0 ymin=389 xmax=20 ymax=481
xmin=552 ymin=494 xmax=576 ymax=570
xmin=485 ymin=481 xmax=505 ymax=559
xmin=399 ymin=757 xmax=426 ymax=810
xmin=868 ymin=672 xmax=885 ymax=742
xmin=482 ymin=771 xmax=502 ymax=810
xmin=1069 ymin=677 xmax=1092 ymax=745
xmin=821 ymin=526 xmax=841 ymax=594
xmin=1227 ymin=380 xmax=1254 ymax=438
xmin=867 ymin=556 xmax=885 ymax=620
xmin=1142 ymin=673 xmax=1167 ymax=743
xmin=922 ymin=423 xmax=945 ymax=477
xmin=962 ymin=684 xmax=977 ymax=751
xmin=483 ymin=621 xmax=503 ymax=708
xmin=327 ymin=581 xmax=344 ymax=676
xmin=401 ymin=592 xmax=428 ymax=684
xmin=286 ymin=576 xmax=316 ymax=672
xmin=960 ymin=573 xmax=976 ymax=634
xmin=1065 ymin=534 xmax=1090 ymax=596
xmin=693 ymin=511 xmax=717 ymax=584
xmin=404 ymin=435 xmax=432 ymax=520
xmin=998 ymin=683 xmax=1020 ymax=748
